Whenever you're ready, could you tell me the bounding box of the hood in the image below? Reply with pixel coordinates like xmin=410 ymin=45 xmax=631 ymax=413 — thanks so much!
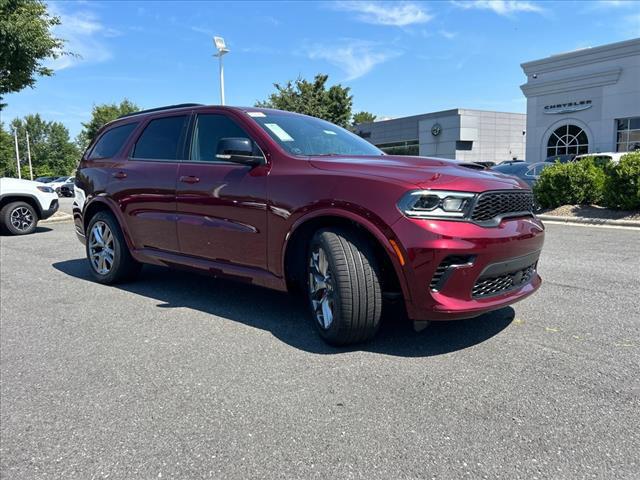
xmin=0 ymin=177 xmax=46 ymax=192
xmin=308 ymin=155 xmax=529 ymax=192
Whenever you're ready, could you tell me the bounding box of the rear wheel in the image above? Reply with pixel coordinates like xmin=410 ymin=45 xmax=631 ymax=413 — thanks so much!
xmin=307 ymin=228 xmax=383 ymax=346
xmin=86 ymin=211 xmax=141 ymax=284
xmin=1 ymin=201 xmax=38 ymax=235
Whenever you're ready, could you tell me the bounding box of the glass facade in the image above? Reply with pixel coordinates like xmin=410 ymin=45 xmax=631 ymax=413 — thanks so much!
xmin=616 ymin=117 xmax=640 ymax=152
xmin=376 ymin=140 xmax=419 ymax=156
xmin=546 ymin=124 xmax=589 ymax=158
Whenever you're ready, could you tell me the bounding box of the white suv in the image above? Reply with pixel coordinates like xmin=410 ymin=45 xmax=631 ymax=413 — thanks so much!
xmin=0 ymin=178 xmax=59 ymax=235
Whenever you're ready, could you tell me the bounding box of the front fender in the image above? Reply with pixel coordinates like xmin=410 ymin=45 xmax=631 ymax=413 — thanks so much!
xmin=280 ymin=204 xmax=412 ymax=303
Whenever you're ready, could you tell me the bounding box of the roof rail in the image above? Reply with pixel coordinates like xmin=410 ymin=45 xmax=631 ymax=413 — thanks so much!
xmin=118 ymin=103 xmax=204 ymax=119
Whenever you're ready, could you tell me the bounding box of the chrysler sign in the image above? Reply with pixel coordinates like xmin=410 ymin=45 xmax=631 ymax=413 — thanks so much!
xmin=544 ymin=100 xmax=592 ymax=114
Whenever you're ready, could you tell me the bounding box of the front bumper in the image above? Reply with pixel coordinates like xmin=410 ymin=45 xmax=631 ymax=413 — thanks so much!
xmin=40 ymin=199 xmax=59 ymax=220
xmin=391 ymin=215 xmax=545 ymax=321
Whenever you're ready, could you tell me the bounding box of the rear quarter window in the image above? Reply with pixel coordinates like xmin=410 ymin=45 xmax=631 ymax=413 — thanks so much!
xmin=88 ymin=122 xmax=138 ymax=160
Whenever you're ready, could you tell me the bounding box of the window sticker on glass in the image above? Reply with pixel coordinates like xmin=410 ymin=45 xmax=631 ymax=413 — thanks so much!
xmin=323 ymin=130 xmax=337 ymax=135
xmin=247 ymin=111 xmax=266 ymax=117
xmin=265 ymin=123 xmax=294 ymax=142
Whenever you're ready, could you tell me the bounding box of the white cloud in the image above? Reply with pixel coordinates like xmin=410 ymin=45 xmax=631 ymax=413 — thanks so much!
xmin=439 ymin=29 xmax=458 ymax=39
xmin=451 ymin=0 xmax=544 ymax=16
xmin=305 ymin=40 xmax=400 ymax=80
xmin=596 ymin=0 xmax=635 ymax=6
xmin=335 ymin=1 xmax=433 ymax=26
xmin=47 ymin=7 xmax=114 ymax=70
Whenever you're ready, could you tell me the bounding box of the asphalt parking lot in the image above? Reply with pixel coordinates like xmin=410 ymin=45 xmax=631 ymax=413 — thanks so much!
xmin=1 ymin=221 xmax=639 ymax=479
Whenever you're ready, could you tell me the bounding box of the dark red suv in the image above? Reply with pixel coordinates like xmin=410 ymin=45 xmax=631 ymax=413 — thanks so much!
xmin=74 ymin=104 xmax=544 ymax=345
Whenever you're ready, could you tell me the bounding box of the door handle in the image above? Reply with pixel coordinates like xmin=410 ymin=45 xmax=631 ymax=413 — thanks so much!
xmin=179 ymin=175 xmax=200 ymax=184
xmin=113 ymin=171 xmax=127 ymax=179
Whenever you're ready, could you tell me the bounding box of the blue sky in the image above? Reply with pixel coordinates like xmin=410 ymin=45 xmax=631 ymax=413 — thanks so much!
xmin=3 ymin=0 xmax=639 ymax=137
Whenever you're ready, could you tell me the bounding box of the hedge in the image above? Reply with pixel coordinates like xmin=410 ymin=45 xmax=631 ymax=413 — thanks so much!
xmin=603 ymin=151 xmax=640 ymax=210
xmin=533 ymin=157 xmax=606 ymax=209
xmin=533 ymin=152 xmax=640 ymax=210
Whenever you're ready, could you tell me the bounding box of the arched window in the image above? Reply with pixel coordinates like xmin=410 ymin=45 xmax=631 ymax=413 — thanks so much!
xmin=546 ymin=124 xmax=589 ymax=157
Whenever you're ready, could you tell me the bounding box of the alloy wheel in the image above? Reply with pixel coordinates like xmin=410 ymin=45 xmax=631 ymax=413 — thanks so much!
xmin=10 ymin=206 xmax=34 ymax=232
xmin=309 ymin=246 xmax=335 ymax=329
xmin=89 ymin=221 xmax=115 ymax=275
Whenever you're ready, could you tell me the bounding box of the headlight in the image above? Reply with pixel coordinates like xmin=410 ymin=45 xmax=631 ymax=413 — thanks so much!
xmin=398 ymin=190 xmax=476 ymax=219
xmin=36 ymin=186 xmax=54 ymax=193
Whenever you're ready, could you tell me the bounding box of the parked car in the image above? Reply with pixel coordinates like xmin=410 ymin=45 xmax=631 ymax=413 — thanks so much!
xmin=491 ymin=162 xmax=552 ymax=189
xmin=49 ymin=176 xmax=75 ymax=193
xmin=58 ymin=181 xmax=75 ymax=197
xmin=545 ymin=154 xmax=575 ymax=163
xmin=471 ymin=161 xmax=496 ymax=169
xmin=573 ymin=152 xmax=625 ymax=165
xmin=74 ymin=104 xmax=544 ymax=345
xmin=35 ymin=176 xmax=57 ymax=183
xmin=498 ymin=160 xmax=526 ymax=166
xmin=0 ymin=178 xmax=59 ymax=235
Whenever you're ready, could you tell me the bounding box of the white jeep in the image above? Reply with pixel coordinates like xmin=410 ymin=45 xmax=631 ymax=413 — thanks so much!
xmin=0 ymin=178 xmax=59 ymax=235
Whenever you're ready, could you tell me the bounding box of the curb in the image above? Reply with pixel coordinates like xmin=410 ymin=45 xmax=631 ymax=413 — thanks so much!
xmin=41 ymin=213 xmax=73 ymax=224
xmin=537 ymin=214 xmax=640 ymax=228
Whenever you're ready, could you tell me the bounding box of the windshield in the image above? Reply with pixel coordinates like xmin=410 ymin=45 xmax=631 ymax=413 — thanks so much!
xmin=248 ymin=111 xmax=383 ymax=157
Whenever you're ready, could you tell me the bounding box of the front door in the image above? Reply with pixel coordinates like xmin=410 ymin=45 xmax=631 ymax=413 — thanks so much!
xmin=111 ymin=114 xmax=189 ymax=253
xmin=176 ymin=113 xmax=268 ymax=270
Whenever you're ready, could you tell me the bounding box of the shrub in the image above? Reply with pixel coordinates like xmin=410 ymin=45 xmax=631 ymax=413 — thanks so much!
xmin=602 ymin=151 xmax=640 ymax=210
xmin=534 ymin=158 xmax=606 ymax=209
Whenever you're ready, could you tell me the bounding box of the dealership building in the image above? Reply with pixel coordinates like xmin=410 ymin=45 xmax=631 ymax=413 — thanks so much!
xmin=521 ymin=38 xmax=640 ymax=162
xmin=356 ymin=38 xmax=639 ymax=164
xmin=355 ymin=109 xmax=526 ymax=163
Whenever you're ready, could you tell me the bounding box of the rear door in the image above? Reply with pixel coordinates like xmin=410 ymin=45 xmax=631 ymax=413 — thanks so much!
xmin=109 ymin=114 xmax=189 ymax=253
xmin=175 ymin=112 xmax=268 ymax=269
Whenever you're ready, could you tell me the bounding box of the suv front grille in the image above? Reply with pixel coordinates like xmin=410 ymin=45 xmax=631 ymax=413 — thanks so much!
xmin=472 ymin=262 xmax=536 ymax=298
xmin=471 ymin=191 xmax=534 ymax=223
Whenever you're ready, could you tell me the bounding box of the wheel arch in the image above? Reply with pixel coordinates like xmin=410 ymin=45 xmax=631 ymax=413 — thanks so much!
xmin=0 ymin=194 xmax=43 ymax=218
xmin=82 ymin=197 xmax=134 ymax=250
xmin=282 ymin=210 xmax=410 ymax=302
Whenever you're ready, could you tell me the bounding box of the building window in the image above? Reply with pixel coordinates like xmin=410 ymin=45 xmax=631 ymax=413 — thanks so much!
xmin=616 ymin=117 xmax=640 ymax=152
xmin=456 ymin=140 xmax=473 ymax=151
xmin=376 ymin=139 xmax=419 ymax=156
xmin=546 ymin=124 xmax=589 ymax=158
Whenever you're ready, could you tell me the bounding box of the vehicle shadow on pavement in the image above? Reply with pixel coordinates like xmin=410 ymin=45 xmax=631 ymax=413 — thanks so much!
xmin=0 ymin=226 xmax=53 ymax=236
xmin=53 ymin=259 xmax=515 ymax=357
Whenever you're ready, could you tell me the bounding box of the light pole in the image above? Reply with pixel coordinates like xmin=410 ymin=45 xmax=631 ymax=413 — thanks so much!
xmin=213 ymin=36 xmax=229 ymax=105
xmin=13 ymin=128 xmax=21 ymax=179
xmin=26 ymin=131 xmax=34 ymax=180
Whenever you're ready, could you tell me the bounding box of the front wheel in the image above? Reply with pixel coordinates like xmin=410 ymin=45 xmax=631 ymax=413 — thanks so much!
xmin=0 ymin=201 xmax=38 ymax=235
xmin=307 ymin=228 xmax=383 ymax=346
xmin=86 ymin=211 xmax=141 ymax=284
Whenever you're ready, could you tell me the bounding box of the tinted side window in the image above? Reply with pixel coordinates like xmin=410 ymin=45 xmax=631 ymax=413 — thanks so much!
xmin=88 ymin=123 xmax=138 ymax=160
xmin=190 ymin=114 xmax=252 ymax=162
xmin=132 ymin=116 xmax=188 ymax=161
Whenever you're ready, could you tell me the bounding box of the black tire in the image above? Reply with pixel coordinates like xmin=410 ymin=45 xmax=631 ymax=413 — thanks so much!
xmin=86 ymin=211 xmax=141 ymax=284
xmin=0 ymin=201 xmax=38 ymax=235
xmin=307 ymin=228 xmax=383 ymax=346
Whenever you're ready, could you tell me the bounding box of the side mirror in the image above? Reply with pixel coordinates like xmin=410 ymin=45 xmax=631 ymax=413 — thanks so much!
xmin=216 ymin=137 xmax=265 ymax=166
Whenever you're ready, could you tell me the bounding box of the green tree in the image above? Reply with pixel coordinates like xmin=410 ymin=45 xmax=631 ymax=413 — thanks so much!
xmin=76 ymin=99 xmax=139 ymax=150
xmin=256 ymin=74 xmax=353 ymax=128
xmin=3 ymin=114 xmax=79 ymax=178
xmin=0 ymin=0 xmax=69 ymax=108
xmin=0 ymin=122 xmax=18 ymax=177
xmin=352 ymin=111 xmax=376 ymax=127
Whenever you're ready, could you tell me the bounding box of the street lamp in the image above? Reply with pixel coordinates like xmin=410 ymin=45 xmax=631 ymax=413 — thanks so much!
xmin=213 ymin=36 xmax=229 ymax=105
